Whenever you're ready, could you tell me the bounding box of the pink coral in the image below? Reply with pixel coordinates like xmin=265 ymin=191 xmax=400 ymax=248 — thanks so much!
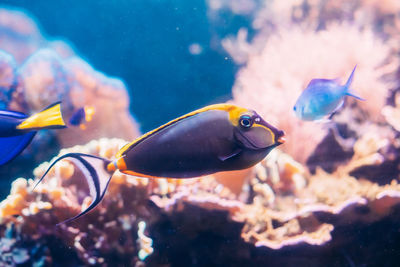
xmin=0 ymin=48 xmax=140 ymax=147
xmin=0 ymin=138 xmax=236 ymax=265
xmin=0 ymin=7 xmax=140 ymax=146
xmin=0 ymin=124 xmax=398 ymax=263
xmin=1 ymin=2 xmax=400 ymax=265
xmin=231 ymin=23 xmax=395 ymax=163
xmin=0 ymin=50 xmax=16 ymax=108
xmin=0 ymin=8 xmax=74 ymax=64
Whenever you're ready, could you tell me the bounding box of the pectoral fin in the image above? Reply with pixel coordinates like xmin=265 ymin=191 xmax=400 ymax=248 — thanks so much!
xmin=218 ymin=148 xmax=241 ymax=161
xmin=332 ymin=100 xmax=344 ymax=113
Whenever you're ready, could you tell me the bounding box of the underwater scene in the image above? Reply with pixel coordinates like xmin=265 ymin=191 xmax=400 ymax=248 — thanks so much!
xmin=0 ymin=0 xmax=400 ymax=266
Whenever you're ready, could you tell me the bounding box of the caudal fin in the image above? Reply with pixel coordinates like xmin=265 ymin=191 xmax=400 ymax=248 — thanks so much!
xmin=33 ymin=153 xmax=114 ymax=225
xmin=16 ymin=102 xmax=66 ymax=131
xmin=345 ymin=65 xmax=357 ymax=89
xmin=344 ymin=65 xmax=365 ymax=101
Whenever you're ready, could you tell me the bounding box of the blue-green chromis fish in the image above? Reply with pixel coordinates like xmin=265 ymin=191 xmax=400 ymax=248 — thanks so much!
xmin=34 ymin=104 xmax=285 ymax=224
xmin=293 ymin=66 xmax=364 ymax=121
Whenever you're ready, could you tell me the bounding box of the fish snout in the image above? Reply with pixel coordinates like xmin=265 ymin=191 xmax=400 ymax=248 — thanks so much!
xmin=255 ymin=116 xmax=285 ymax=147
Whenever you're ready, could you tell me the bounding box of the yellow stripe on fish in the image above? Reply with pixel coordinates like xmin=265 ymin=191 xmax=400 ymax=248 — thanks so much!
xmin=116 ymin=104 xmax=248 ymax=158
xmin=33 ymin=103 xmax=285 ymax=224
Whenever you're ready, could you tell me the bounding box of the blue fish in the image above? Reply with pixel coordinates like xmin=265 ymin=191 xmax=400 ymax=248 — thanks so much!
xmin=293 ymin=66 xmax=364 ymax=121
xmin=0 ymin=102 xmax=66 ymax=165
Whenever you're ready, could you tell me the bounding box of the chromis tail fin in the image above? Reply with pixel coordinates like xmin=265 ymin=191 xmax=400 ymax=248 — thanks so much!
xmin=16 ymin=102 xmax=66 ymax=131
xmin=33 ymin=153 xmax=114 ymax=225
xmin=346 ymin=91 xmax=365 ymax=101
xmin=344 ymin=65 xmax=365 ymax=101
xmin=344 ymin=65 xmax=356 ymax=89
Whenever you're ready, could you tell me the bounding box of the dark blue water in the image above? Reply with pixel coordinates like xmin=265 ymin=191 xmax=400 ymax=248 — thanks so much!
xmin=1 ymin=0 xmax=245 ymax=132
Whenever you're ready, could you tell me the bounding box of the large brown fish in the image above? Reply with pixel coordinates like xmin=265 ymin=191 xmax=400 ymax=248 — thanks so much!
xmin=34 ymin=104 xmax=285 ymax=224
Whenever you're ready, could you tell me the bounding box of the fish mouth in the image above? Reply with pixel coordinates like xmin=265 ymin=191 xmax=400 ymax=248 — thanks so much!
xmin=256 ymin=116 xmax=285 ymax=147
xmin=275 ymin=130 xmax=286 ymax=145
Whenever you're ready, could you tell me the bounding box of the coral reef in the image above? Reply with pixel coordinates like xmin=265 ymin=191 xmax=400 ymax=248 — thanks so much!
xmin=0 ymin=139 xmax=235 ymax=265
xmin=0 ymin=7 xmax=140 ymax=144
xmin=240 ymin=134 xmax=400 ymax=250
xmin=0 ymin=7 xmax=74 ymax=64
xmin=0 ymin=50 xmax=16 ymax=110
xmin=212 ymin=1 xmax=400 ymax=261
xmin=226 ymin=8 xmax=398 ymax=164
xmin=383 ymin=92 xmax=400 ymax=132
xmin=0 ymin=139 xmax=154 ymax=265
xmin=0 ymin=7 xmax=140 ymax=196
xmin=0 ymin=130 xmax=399 ymax=265
xmin=1 ymin=1 xmax=400 ymax=266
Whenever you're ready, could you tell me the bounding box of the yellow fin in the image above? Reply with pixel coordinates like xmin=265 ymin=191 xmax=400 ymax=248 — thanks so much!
xmin=17 ymin=102 xmax=66 ymax=130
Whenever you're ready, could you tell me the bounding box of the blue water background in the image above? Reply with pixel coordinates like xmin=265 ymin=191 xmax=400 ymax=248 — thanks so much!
xmin=1 ymin=0 xmax=251 ymax=131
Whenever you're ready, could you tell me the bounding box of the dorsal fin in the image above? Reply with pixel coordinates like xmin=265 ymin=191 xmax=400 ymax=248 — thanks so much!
xmin=307 ymin=78 xmax=340 ymax=88
xmin=116 ymin=104 xmax=247 ymax=158
xmin=0 ymin=110 xmax=27 ymax=119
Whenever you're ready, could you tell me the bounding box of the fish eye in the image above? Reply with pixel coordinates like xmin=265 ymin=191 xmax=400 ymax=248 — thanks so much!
xmin=239 ymin=115 xmax=253 ymax=128
xmin=293 ymin=106 xmax=297 ymax=111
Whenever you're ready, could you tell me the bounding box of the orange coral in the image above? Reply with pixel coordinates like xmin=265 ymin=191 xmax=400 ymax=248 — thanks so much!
xmin=0 ymin=128 xmax=399 ymax=262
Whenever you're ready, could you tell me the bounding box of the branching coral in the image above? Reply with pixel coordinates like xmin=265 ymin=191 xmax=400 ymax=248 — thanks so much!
xmin=0 ymin=139 xmax=154 ymax=265
xmin=0 ymin=138 xmax=242 ymax=265
xmin=141 ymin=6 xmax=400 ymax=257
xmin=215 ymin=0 xmax=400 ymax=167
xmin=0 ymin=2 xmax=400 ymax=266
xmin=231 ymin=23 xmax=396 ymax=164
xmin=0 ymin=130 xmax=399 ymax=265
xmin=237 ymin=131 xmax=400 ymax=250
xmin=382 ymin=92 xmax=400 ymax=132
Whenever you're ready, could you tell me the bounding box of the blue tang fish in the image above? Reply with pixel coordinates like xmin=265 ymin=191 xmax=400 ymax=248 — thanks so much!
xmin=293 ymin=66 xmax=364 ymax=121
xmin=69 ymin=106 xmax=95 ymax=130
xmin=34 ymin=104 xmax=285 ymax=224
xmin=0 ymin=102 xmax=66 ymax=165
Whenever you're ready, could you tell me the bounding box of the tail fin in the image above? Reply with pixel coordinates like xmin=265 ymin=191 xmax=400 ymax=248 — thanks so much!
xmin=16 ymin=102 xmax=66 ymax=131
xmin=344 ymin=65 xmax=365 ymax=101
xmin=33 ymin=153 xmax=114 ymax=225
xmin=345 ymin=65 xmax=357 ymax=89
